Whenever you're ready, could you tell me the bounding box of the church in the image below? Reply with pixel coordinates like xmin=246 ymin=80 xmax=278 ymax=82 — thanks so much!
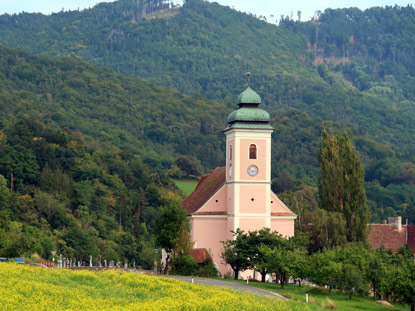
xmin=183 ymin=83 xmax=296 ymax=275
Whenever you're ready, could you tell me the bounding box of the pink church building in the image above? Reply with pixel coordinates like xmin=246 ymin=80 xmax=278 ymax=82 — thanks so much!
xmin=183 ymin=85 xmax=296 ymax=275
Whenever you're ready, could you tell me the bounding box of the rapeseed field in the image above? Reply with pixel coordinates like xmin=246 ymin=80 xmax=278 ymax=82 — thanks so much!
xmin=0 ymin=263 xmax=309 ymax=310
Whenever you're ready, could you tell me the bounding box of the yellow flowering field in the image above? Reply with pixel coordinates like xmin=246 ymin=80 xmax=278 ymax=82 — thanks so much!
xmin=0 ymin=263 xmax=310 ymax=311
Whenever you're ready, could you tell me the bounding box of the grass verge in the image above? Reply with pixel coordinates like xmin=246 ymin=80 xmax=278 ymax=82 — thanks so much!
xmin=241 ymin=281 xmax=408 ymax=311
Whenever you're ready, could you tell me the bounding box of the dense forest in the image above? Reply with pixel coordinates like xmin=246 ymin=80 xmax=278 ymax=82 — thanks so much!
xmin=0 ymin=118 xmax=181 ymax=265
xmin=0 ymin=0 xmax=414 ymax=263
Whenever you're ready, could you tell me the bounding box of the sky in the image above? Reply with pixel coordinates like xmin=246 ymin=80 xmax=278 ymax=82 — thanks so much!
xmin=0 ymin=0 xmax=413 ymax=21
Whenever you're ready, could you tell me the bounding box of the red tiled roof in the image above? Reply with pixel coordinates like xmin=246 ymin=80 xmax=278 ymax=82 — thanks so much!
xmin=367 ymin=224 xmax=408 ymax=252
xmin=271 ymin=212 xmax=296 ymax=216
xmin=190 ymin=248 xmax=209 ymax=264
xmin=408 ymin=225 xmax=415 ymax=251
xmin=193 ymin=211 xmax=227 ymax=215
xmin=183 ymin=167 xmax=226 ymax=215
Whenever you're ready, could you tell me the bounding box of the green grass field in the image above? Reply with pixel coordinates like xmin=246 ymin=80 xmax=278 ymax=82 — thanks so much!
xmin=174 ymin=179 xmax=198 ymax=196
xmin=242 ymin=282 xmax=408 ymax=311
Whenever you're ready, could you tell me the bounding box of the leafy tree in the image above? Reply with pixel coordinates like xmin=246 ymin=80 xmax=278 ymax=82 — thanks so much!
xmin=341 ymin=263 xmax=368 ymax=299
xmin=221 ymin=229 xmax=249 ymax=280
xmin=389 ymin=257 xmax=415 ymax=311
xmin=154 ymin=200 xmax=188 ymax=274
xmin=102 ymin=247 xmax=120 ymax=262
xmin=271 ymin=170 xmax=298 ymax=193
xmin=0 ymin=145 xmax=40 ymax=189
xmin=289 ymin=249 xmax=309 ymax=287
xmin=246 ymin=228 xmax=282 ymax=282
xmin=65 ymin=221 xmax=99 ymax=262
xmin=262 ymin=246 xmax=292 ymax=288
xmin=175 ymin=155 xmax=203 ymax=177
xmin=303 ymin=208 xmax=347 ymax=252
xmin=0 ymin=173 xmax=9 ymax=207
xmin=318 ymin=130 xmax=370 ymax=242
xmin=309 ymin=249 xmax=342 ymax=295
xmin=366 ymin=249 xmax=387 ymax=299
xmin=13 ymin=225 xmax=42 ymax=257
xmin=172 ymin=221 xmax=194 ymax=260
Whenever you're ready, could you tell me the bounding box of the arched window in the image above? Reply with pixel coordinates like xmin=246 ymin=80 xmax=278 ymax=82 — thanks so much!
xmin=229 ymin=145 xmax=232 ymax=160
xmin=249 ymin=144 xmax=257 ymax=159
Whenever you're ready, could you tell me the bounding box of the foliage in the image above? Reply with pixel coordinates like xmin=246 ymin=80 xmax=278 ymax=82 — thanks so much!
xmin=0 ymin=0 xmax=414 ymax=271
xmin=388 ymin=257 xmax=415 ymax=311
xmin=0 ymin=119 xmax=178 ymax=265
xmin=318 ymin=130 xmax=370 ymax=242
xmin=0 ymin=263 xmax=310 ymax=311
xmin=172 ymin=221 xmax=194 ymax=260
xmin=175 ymin=155 xmax=203 ymax=177
xmin=0 ymin=1 xmax=414 ymax=218
xmin=221 ymin=229 xmax=249 ymax=280
xmin=154 ymin=199 xmax=188 ymax=273
xmin=198 ymin=254 xmax=218 ymax=277
xmin=170 ymin=255 xmax=199 ymax=276
xmin=308 ymin=249 xmax=342 ymax=295
xmin=341 ymin=263 xmax=367 ymax=299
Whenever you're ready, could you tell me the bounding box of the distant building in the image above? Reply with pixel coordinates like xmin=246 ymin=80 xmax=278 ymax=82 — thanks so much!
xmin=368 ymin=216 xmax=415 ymax=254
xmin=183 ymin=85 xmax=296 ymax=275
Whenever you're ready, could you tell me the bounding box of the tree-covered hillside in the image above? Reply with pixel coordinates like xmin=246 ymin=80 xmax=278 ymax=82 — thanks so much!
xmin=0 ymin=0 xmax=414 ymax=222
xmin=0 ymin=118 xmax=181 ymax=265
xmin=0 ymin=44 xmax=414 ymax=224
xmin=280 ymin=5 xmax=415 ymax=100
xmin=0 ymin=0 xmax=413 ymax=155
xmin=0 ymin=45 xmax=228 ymax=170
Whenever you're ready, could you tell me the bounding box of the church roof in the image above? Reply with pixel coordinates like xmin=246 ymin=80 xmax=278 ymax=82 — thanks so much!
xmin=367 ymin=224 xmax=414 ymax=252
xmin=224 ymin=85 xmax=273 ymax=131
xmin=236 ymin=86 xmax=261 ymax=104
xmin=183 ymin=167 xmax=226 ymax=215
xmin=226 ymin=108 xmax=270 ymax=124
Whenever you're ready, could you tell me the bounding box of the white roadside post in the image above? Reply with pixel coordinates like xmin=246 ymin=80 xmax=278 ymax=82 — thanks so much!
xmin=51 ymin=251 xmax=56 ymax=268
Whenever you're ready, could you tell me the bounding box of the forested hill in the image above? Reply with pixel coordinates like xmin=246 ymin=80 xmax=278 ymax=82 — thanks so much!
xmin=0 ymin=0 xmax=414 ymax=153
xmin=0 ymin=0 xmax=414 ymax=222
xmin=0 ymin=45 xmax=229 ymax=170
xmin=0 ymin=0 xmax=310 ymax=96
xmin=279 ymin=5 xmax=415 ymax=101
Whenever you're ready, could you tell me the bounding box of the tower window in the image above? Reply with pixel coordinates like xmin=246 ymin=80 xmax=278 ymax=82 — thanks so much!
xmin=249 ymin=144 xmax=257 ymax=159
xmin=229 ymin=145 xmax=232 ymax=160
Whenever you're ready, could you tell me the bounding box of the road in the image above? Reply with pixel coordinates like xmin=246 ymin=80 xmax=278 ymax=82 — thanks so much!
xmin=161 ymin=275 xmax=288 ymax=300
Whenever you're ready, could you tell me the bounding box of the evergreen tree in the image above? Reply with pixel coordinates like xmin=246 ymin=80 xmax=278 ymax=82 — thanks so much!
xmin=318 ymin=130 xmax=370 ymax=242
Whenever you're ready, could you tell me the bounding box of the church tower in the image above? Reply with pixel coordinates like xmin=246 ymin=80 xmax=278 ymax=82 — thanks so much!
xmin=183 ymin=78 xmax=296 ymax=275
xmin=224 ymin=83 xmax=274 ymax=234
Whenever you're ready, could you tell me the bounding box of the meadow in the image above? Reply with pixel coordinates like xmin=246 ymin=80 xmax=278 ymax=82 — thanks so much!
xmin=243 ymin=282 xmax=408 ymax=311
xmin=0 ymin=264 xmax=309 ymax=311
xmin=174 ymin=179 xmax=198 ymax=197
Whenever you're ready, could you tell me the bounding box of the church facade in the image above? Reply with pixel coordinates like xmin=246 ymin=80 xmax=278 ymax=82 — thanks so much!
xmin=183 ymin=85 xmax=296 ymax=275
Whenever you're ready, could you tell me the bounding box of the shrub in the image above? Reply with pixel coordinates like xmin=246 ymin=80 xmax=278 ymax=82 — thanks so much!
xmin=199 ymin=255 xmax=218 ymax=277
xmin=171 ymin=255 xmax=199 ymax=276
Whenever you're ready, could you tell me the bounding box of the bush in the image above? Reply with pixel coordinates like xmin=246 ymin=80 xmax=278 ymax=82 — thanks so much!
xmin=199 ymin=256 xmax=218 ymax=277
xmin=102 ymin=247 xmax=119 ymax=262
xmin=171 ymin=255 xmax=199 ymax=276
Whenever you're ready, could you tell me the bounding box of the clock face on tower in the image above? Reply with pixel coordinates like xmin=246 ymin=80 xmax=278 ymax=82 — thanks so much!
xmin=247 ymin=165 xmax=259 ymax=177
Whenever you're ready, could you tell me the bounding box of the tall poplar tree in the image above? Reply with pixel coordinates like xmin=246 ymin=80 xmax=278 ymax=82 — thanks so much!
xmin=318 ymin=130 xmax=370 ymax=242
